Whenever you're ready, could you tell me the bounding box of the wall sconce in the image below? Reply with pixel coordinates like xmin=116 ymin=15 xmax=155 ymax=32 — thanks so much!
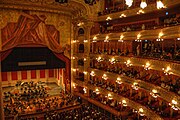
xmin=150 ymin=89 xmax=160 ymax=98
xmin=72 ymin=40 xmax=77 ymax=43
xmin=93 ymin=36 xmax=97 ymax=40
xmin=108 ymin=93 xmax=113 ymax=100
xmin=142 ymin=62 xmax=150 ymax=70
xmin=84 ymin=40 xmax=88 ymax=43
xmin=94 ymin=88 xmax=100 ymax=94
xmin=106 ymin=16 xmax=112 ymax=21
xmin=135 ymin=39 xmax=142 ymax=42
xmin=137 ymin=33 xmax=141 ymax=39
xmin=73 ymin=83 xmax=76 ymax=88
xmin=77 ymin=22 xmax=84 ymax=26
xmin=83 ymin=87 xmax=87 ymax=94
xmin=90 ymin=71 xmax=95 ymax=76
xmin=162 ymin=66 xmax=172 ymax=75
xmin=71 ymin=56 xmax=76 ymax=60
xmin=118 ymin=39 xmax=124 ymax=42
xmin=102 ymin=74 xmax=108 ymax=80
xmin=124 ymin=60 xmax=132 ymax=67
xmin=132 ymin=82 xmax=139 ymax=90
xmin=104 ymin=36 xmax=109 ymax=42
xmin=122 ymin=100 xmax=127 ymax=106
xmin=109 ymin=58 xmax=116 ymax=64
xmin=84 ymin=58 xmax=87 ymax=61
xmin=116 ymin=77 xmax=122 ymax=84
xmin=156 ymin=32 xmax=164 ymax=41
xmin=72 ymin=68 xmax=76 ymax=72
xmin=118 ymin=35 xmax=124 ymax=42
xmin=96 ymin=56 xmax=103 ymax=62
xmin=169 ymin=100 xmax=180 ymax=111
xmin=177 ymin=38 xmax=180 ymax=40
xmin=156 ymin=38 xmax=163 ymax=41
xmin=83 ymin=71 xmax=87 ymax=75
xmin=157 ymin=0 xmax=165 ymax=9
xmin=137 ymin=9 xmax=145 ymax=14
xmin=138 ymin=108 xmax=145 ymax=116
xmin=119 ymin=14 xmax=126 ymax=18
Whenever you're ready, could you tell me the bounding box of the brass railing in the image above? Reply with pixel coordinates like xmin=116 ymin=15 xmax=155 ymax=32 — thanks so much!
xmin=88 ymin=68 xmax=180 ymax=107
xmin=73 ymin=79 xmax=163 ymax=120
xmin=89 ymin=54 xmax=180 ymax=76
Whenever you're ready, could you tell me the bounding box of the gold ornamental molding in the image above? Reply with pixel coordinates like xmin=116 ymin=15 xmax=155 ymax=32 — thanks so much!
xmin=90 ymin=54 xmax=180 ymax=76
xmin=90 ymin=25 xmax=180 ymax=41
xmin=88 ymin=68 xmax=180 ymax=109
xmin=73 ymin=79 xmax=163 ymax=120
xmin=95 ymin=0 xmax=180 ymax=22
xmin=0 ymin=0 xmax=90 ymax=18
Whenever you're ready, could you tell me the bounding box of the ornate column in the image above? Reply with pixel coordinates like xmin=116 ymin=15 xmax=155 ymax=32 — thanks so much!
xmin=83 ymin=21 xmax=93 ymax=97
xmin=0 ymin=16 xmax=5 ymax=120
xmin=0 ymin=70 xmax=5 ymax=120
xmin=71 ymin=21 xmax=78 ymax=93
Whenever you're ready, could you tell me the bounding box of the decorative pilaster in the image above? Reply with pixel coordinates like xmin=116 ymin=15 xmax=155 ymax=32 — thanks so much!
xmin=0 ymin=65 xmax=5 ymax=120
xmin=84 ymin=22 xmax=93 ymax=85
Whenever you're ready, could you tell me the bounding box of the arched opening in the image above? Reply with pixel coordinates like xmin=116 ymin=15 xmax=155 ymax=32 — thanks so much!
xmin=79 ymin=43 xmax=84 ymax=53
xmin=78 ymin=28 xmax=85 ymax=35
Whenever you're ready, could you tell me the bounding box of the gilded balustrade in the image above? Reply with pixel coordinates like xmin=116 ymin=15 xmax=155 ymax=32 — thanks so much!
xmin=90 ymin=54 xmax=180 ymax=76
xmin=88 ymin=68 xmax=180 ymax=109
xmin=90 ymin=25 xmax=180 ymax=40
xmin=96 ymin=0 xmax=180 ymax=22
xmin=73 ymin=79 xmax=163 ymax=120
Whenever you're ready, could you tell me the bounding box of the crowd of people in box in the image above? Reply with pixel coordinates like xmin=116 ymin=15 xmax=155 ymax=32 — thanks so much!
xmin=85 ymin=75 xmax=180 ymax=119
xmin=90 ymin=41 xmax=180 ymax=62
xmin=44 ymin=104 xmax=110 ymax=120
xmin=89 ymin=91 xmax=150 ymax=120
xmin=90 ymin=59 xmax=180 ymax=95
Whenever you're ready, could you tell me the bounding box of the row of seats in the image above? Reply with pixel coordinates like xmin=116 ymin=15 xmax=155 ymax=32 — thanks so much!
xmin=44 ymin=104 xmax=110 ymax=120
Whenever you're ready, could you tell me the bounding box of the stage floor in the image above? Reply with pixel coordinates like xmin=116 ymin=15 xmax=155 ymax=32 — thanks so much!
xmin=2 ymin=82 xmax=63 ymax=96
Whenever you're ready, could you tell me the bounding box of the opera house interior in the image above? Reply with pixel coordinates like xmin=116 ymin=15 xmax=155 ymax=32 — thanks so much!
xmin=0 ymin=0 xmax=180 ymax=120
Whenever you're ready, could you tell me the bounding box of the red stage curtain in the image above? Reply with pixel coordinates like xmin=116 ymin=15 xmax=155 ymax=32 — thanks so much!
xmin=11 ymin=71 xmax=18 ymax=80
xmin=55 ymin=69 xmax=57 ymax=78
xmin=0 ymin=49 xmax=12 ymax=62
xmin=2 ymin=72 xmax=8 ymax=81
xmin=21 ymin=71 xmax=27 ymax=80
xmin=31 ymin=70 xmax=36 ymax=79
xmin=40 ymin=70 xmax=45 ymax=78
xmin=49 ymin=69 xmax=54 ymax=77
xmin=53 ymin=53 xmax=70 ymax=81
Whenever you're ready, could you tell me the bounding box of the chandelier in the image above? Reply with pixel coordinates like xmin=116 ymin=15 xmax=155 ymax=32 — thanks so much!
xmin=125 ymin=0 xmax=133 ymax=7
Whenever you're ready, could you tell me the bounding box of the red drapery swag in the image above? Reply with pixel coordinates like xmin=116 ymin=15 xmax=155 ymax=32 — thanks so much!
xmin=54 ymin=53 xmax=70 ymax=81
xmin=1 ymin=13 xmax=63 ymax=53
xmin=0 ymin=13 xmax=70 ymax=82
xmin=0 ymin=49 xmax=12 ymax=62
